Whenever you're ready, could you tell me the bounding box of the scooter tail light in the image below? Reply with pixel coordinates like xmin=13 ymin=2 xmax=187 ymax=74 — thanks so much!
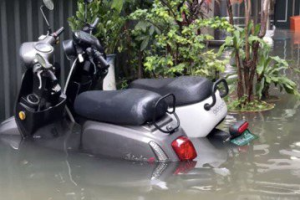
xmin=229 ymin=121 xmax=249 ymax=138
xmin=172 ymin=136 xmax=197 ymax=161
xmin=238 ymin=122 xmax=249 ymax=134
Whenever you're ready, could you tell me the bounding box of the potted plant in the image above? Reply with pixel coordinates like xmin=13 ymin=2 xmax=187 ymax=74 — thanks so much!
xmin=69 ymin=0 xmax=126 ymax=90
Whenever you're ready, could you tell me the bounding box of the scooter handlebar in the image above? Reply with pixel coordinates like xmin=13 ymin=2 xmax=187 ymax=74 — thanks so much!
xmin=47 ymin=70 xmax=58 ymax=85
xmin=91 ymin=17 xmax=100 ymax=30
xmin=94 ymin=50 xmax=110 ymax=69
xmin=52 ymin=27 xmax=65 ymax=38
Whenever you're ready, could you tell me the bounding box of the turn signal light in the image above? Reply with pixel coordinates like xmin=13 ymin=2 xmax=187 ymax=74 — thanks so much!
xmin=172 ymin=137 xmax=197 ymax=161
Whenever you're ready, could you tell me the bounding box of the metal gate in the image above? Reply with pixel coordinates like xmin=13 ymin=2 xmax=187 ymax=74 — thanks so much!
xmin=0 ymin=0 xmax=76 ymax=121
xmin=274 ymin=0 xmax=300 ymax=28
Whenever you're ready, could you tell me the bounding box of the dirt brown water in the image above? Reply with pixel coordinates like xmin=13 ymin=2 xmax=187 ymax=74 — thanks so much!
xmin=0 ymin=30 xmax=300 ymax=200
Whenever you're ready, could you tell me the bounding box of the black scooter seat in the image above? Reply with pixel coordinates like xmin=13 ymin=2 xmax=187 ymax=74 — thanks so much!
xmin=129 ymin=76 xmax=213 ymax=106
xmin=74 ymin=89 xmax=168 ymax=126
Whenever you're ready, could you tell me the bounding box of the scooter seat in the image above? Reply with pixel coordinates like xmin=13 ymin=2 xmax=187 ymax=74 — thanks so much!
xmin=129 ymin=76 xmax=213 ymax=106
xmin=74 ymin=89 xmax=168 ymax=126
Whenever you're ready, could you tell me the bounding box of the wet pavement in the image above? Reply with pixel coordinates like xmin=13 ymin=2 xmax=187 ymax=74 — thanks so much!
xmin=1 ymin=30 xmax=300 ymax=200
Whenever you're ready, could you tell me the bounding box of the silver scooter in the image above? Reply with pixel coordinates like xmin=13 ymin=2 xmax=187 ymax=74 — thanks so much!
xmin=61 ymin=0 xmax=197 ymax=162
xmin=0 ymin=0 xmax=65 ymax=137
xmin=0 ymin=0 xmax=197 ymax=163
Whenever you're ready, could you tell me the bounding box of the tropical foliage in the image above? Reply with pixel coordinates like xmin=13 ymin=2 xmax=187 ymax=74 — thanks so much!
xmin=256 ymin=45 xmax=299 ymax=99
xmin=130 ymin=0 xmax=233 ymax=78
xmin=68 ymin=0 xmax=298 ymax=111
xmin=69 ymin=0 xmax=126 ymax=54
xmin=220 ymin=25 xmax=299 ymax=101
xmin=220 ymin=0 xmax=298 ymax=111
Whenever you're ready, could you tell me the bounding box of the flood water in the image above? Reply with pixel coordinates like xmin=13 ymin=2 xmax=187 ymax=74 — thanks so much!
xmin=1 ymin=30 xmax=300 ymax=200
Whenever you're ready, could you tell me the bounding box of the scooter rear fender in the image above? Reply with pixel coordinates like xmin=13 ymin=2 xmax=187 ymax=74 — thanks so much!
xmin=80 ymin=116 xmax=187 ymax=162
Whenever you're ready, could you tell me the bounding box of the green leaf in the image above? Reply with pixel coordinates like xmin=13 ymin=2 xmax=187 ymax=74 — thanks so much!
xmin=256 ymin=78 xmax=265 ymax=100
xmin=149 ymin=25 xmax=155 ymax=35
xmin=111 ymin=0 xmax=124 ymax=13
xmin=135 ymin=21 xmax=149 ymax=32
xmin=270 ymin=56 xmax=289 ymax=67
xmin=140 ymin=37 xmax=150 ymax=51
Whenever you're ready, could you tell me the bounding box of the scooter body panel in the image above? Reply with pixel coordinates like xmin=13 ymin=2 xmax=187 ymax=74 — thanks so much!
xmin=0 ymin=117 xmax=21 ymax=137
xmin=175 ymin=91 xmax=227 ymax=138
xmin=80 ymin=116 xmax=184 ymax=162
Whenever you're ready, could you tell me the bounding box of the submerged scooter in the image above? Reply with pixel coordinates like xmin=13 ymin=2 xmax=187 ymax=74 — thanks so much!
xmin=0 ymin=131 xmax=235 ymax=198
xmin=129 ymin=77 xmax=229 ymax=138
xmin=71 ymin=3 xmax=246 ymax=139
xmin=64 ymin=0 xmax=250 ymax=143
xmin=0 ymin=0 xmax=65 ymax=137
xmin=1 ymin=0 xmax=197 ymax=163
xmin=62 ymin=1 xmax=197 ymax=162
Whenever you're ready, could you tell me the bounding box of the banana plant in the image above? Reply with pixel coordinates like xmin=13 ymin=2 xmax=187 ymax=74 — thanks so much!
xmin=256 ymin=43 xmax=299 ymax=99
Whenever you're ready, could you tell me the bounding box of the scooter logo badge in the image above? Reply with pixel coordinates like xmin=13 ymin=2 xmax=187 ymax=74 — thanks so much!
xmin=212 ymin=101 xmax=226 ymax=116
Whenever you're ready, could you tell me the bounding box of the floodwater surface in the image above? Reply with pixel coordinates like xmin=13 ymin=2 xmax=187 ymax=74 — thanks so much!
xmin=1 ymin=30 xmax=300 ymax=200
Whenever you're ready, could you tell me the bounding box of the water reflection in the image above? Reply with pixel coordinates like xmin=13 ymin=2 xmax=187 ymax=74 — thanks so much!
xmin=1 ymin=30 xmax=300 ymax=199
xmin=3 ymin=123 xmax=300 ymax=200
xmin=0 ymin=132 xmax=232 ymax=199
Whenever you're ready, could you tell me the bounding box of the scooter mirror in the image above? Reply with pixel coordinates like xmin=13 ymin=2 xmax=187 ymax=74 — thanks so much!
xmin=43 ymin=0 xmax=54 ymax=10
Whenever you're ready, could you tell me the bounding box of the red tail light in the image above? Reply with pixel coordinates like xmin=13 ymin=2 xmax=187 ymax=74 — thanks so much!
xmin=230 ymin=121 xmax=249 ymax=138
xmin=172 ymin=137 xmax=197 ymax=161
xmin=238 ymin=122 xmax=249 ymax=133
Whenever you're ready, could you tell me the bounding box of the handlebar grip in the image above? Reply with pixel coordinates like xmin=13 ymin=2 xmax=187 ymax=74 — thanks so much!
xmin=52 ymin=27 xmax=65 ymax=38
xmin=94 ymin=51 xmax=110 ymax=69
xmin=98 ymin=56 xmax=110 ymax=69
xmin=91 ymin=18 xmax=100 ymax=29
xmin=47 ymin=70 xmax=58 ymax=84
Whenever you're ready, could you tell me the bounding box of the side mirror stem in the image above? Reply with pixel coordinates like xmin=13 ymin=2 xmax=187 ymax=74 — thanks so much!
xmin=84 ymin=2 xmax=88 ymax=23
xmin=40 ymin=5 xmax=52 ymax=34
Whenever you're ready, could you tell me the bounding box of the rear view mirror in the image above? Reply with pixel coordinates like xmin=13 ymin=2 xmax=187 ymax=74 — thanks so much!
xmin=41 ymin=0 xmax=54 ymax=33
xmin=43 ymin=0 xmax=54 ymax=10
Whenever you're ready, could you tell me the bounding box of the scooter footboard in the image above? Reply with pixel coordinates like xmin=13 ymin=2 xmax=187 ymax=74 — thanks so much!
xmin=80 ymin=117 xmax=187 ymax=162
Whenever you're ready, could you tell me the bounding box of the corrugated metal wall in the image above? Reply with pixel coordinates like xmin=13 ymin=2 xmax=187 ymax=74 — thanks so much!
xmin=0 ymin=0 xmax=76 ymax=121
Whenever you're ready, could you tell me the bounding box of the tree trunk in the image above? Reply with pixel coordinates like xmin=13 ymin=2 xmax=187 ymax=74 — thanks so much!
xmin=236 ymin=54 xmax=244 ymax=99
xmin=247 ymin=42 xmax=259 ymax=102
xmin=227 ymin=0 xmax=244 ymax=99
xmin=225 ymin=0 xmax=270 ymax=104
xmin=247 ymin=0 xmax=270 ymax=102
xmin=123 ymin=22 xmax=131 ymax=78
xmin=262 ymin=84 xmax=270 ymax=99
xmin=138 ymin=51 xmax=143 ymax=78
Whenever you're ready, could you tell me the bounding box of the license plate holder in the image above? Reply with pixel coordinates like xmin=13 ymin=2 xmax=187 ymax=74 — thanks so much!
xmin=230 ymin=129 xmax=258 ymax=146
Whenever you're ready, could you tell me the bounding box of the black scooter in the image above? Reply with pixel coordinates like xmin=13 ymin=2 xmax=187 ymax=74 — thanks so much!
xmin=0 ymin=0 xmax=65 ymax=137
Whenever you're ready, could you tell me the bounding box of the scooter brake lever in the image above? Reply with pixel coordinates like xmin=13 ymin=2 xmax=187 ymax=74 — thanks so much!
xmin=37 ymin=70 xmax=43 ymax=90
xmin=78 ymin=53 xmax=84 ymax=63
